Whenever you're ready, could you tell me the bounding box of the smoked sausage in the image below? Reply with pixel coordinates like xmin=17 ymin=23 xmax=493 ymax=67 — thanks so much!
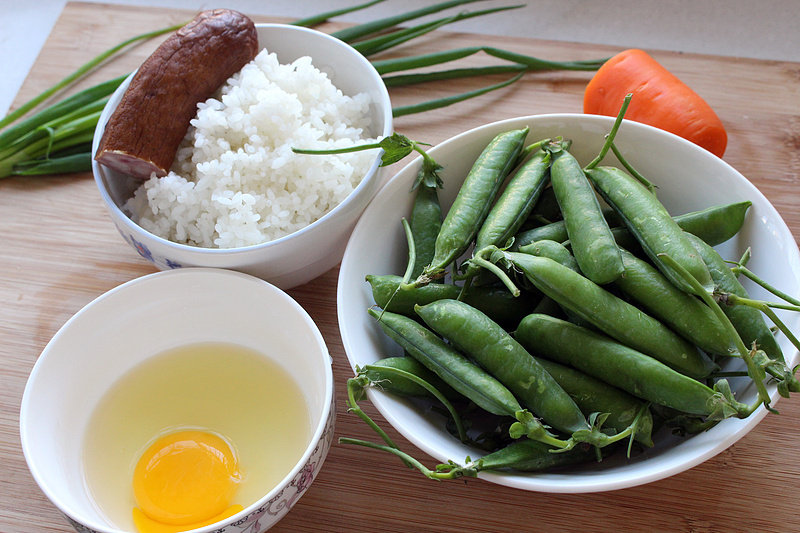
xmin=95 ymin=9 xmax=258 ymax=179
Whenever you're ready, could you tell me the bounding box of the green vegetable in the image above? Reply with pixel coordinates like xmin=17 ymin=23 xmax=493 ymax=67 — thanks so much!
xmin=515 ymin=314 xmax=751 ymax=420
xmin=366 ymin=307 xmax=546 ymax=442
xmin=419 ymin=128 xmax=528 ymax=283
xmin=547 ymin=142 xmax=623 ymax=284
xmin=489 ymin=249 xmax=717 ymax=379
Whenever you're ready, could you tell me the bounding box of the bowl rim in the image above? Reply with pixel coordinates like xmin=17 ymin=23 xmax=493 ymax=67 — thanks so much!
xmin=337 ymin=112 xmax=800 ymax=493
xmin=91 ymin=22 xmax=393 ymax=255
xmin=20 ymin=267 xmax=334 ymax=532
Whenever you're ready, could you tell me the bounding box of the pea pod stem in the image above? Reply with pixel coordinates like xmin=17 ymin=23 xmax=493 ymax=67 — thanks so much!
xmin=362 ymin=364 xmax=469 ymax=443
xmin=346 ymin=376 xmax=402 ymax=450
xmin=585 ymin=93 xmax=631 ymax=171
xmin=730 ymin=262 xmax=800 ymax=308
xmin=339 ymin=437 xmax=470 ymax=480
xmin=467 ymin=253 xmax=520 ymax=297
xmin=722 ymin=294 xmax=800 ymax=357
xmin=584 ymin=93 xmax=656 ymax=193
xmin=658 ymin=253 xmax=770 ymax=414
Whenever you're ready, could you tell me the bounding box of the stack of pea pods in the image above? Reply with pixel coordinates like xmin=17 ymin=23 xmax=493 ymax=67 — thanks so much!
xmin=349 ymin=122 xmax=800 ymax=479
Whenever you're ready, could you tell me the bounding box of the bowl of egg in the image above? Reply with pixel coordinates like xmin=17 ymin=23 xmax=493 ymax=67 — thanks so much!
xmin=20 ymin=268 xmax=333 ymax=532
xmin=92 ymin=13 xmax=393 ymax=290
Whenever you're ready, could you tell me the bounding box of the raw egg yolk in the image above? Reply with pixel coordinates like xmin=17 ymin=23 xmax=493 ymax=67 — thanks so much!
xmin=132 ymin=430 xmax=243 ymax=533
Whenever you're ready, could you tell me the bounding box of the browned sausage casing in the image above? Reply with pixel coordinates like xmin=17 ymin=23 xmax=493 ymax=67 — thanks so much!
xmin=94 ymin=9 xmax=258 ymax=180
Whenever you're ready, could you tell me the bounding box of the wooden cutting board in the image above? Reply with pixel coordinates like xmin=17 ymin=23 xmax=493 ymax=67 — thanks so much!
xmin=2 ymin=2 xmax=799 ymax=532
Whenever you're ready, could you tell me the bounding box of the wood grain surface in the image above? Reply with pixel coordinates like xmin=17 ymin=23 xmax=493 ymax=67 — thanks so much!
xmin=2 ymin=3 xmax=800 ymax=532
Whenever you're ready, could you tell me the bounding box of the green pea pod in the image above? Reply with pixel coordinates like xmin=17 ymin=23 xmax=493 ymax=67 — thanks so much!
xmin=514 ymin=201 xmax=752 ymax=252
xmin=549 ymin=146 xmax=623 ymax=284
xmin=473 ymin=148 xmax=551 ymax=253
xmin=518 ymin=240 xmax=593 ymax=329
xmin=468 ymin=439 xmax=594 ymax=472
xmin=363 ymin=356 xmax=459 ymax=399
xmin=613 ymin=247 xmax=735 ymax=356
xmin=367 ymin=308 xmax=527 ymax=418
xmin=585 ymin=166 xmax=713 ymax=295
xmin=512 ymin=220 xmax=569 ymax=250
xmin=409 ymin=185 xmax=442 ymax=279
xmin=672 ymin=200 xmax=751 ymax=246
xmin=498 ymin=251 xmax=716 ymax=379
xmin=515 ymin=314 xmax=749 ymax=419
xmin=367 ymin=274 xmax=538 ymax=328
xmin=519 ymin=240 xmax=579 ymax=273
xmin=414 ymin=299 xmax=590 ymax=435
xmin=536 ymin=357 xmax=654 ymax=447
xmin=685 ymin=233 xmax=784 ymax=364
xmin=421 ymin=127 xmax=529 ymax=280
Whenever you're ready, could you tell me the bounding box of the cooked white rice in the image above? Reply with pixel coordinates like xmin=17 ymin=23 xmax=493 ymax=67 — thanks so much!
xmin=124 ymin=49 xmax=379 ymax=248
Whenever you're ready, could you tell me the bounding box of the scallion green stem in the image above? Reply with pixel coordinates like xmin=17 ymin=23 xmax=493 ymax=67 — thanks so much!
xmin=382 ymin=64 xmax=527 ymax=87
xmin=291 ymin=0 xmax=387 ymax=27
xmin=0 ymin=23 xmax=181 ymax=130
xmin=393 ymin=72 xmax=523 ymax=117
xmin=354 ymin=5 xmax=523 ymax=57
xmin=10 ymin=153 xmax=92 ymax=176
xmin=331 ymin=0 xmax=488 ymax=42
xmin=373 ymin=45 xmax=607 ymax=75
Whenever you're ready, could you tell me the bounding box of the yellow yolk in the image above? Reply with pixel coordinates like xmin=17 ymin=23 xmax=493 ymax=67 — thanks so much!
xmin=132 ymin=430 xmax=242 ymax=533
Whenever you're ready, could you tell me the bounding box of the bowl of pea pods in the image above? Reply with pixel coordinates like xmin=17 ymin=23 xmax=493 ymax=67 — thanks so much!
xmin=336 ymin=113 xmax=800 ymax=492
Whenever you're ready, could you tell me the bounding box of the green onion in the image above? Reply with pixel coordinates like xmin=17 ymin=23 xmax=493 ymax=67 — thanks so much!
xmin=331 ymin=0 xmax=488 ymax=42
xmin=291 ymin=0 xmax=387 ymax=27
xmin=373 ymin=46 xmax=607 ymax=75
xmin=392 ymin=72 xmax=524 ymax=117
xmin=0 ymin=74 xmax=126 ymax=149
xmin=9 ymin=153 xmax=92 ymax=176
xmin=382 ymin=64 xmax=527 ymax=87
xmin=353 ymin=4 xmax=524 ymax=56
xmin=0 ymin=24 xmax=182 ymax=131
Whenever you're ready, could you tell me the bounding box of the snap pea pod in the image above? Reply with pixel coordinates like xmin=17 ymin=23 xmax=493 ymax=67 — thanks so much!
xmin=535 ymin=357 xmax=654 ymax=447
xmin=518 ymin=240 xmax=592 ymax=329
xmin=685 ymin=233 xmax=782 ymax=360
xmin=420 ymin=128 xmax=529 ymax=282
xmin=409 ymin=185 xmax=442 ymax=279
xmin=585 ymin=165 xmax=713 ymax=295
xmin=414 ymin=298 xmax=590 ymax=435
xmin=515 ymin=314 xmax=750 ymax=419
xmin=495 ymin=250 xmax=717 ymax=379
xmin=367 ymin=308 xmax=543 ymax=438
xmin=363 ymin=356 xmax=459 ymax=399
xmin=549 ymin=146 xmax=623 ymax=284
xmin=461 ymin=147 xmax=551 ymax=278
xmin=671 ymin=200 xmax=751 ymax=247
xmin=448 ymin=439 xmax=596 ymax=475
xmin=513 ymin=200 xmax=753 ymax=252
xmin=613 ymin=247 xmax=735 ymax=356
xmin=367 ymin=274 xmax=537 ymax=328
xmin=519 ymin=240 xmax=579 ymax=273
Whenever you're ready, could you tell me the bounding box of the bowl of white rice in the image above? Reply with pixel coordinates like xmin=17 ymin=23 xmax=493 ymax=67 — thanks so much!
xmin=92 ymin=22 xmax=392 ymax=289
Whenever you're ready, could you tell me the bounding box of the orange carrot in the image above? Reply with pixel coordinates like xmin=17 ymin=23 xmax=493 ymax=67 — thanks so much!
xmin=583 ymin=49 xmax=727 ymax=158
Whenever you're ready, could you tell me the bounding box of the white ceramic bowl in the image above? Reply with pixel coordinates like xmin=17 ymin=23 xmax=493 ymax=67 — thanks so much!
xmin=92 ymin=23 xmax=393 ymax=290
xmin=337 ymin=113 xmax=800 ymax=493
xmin=20 ymin=268 xmax=334 ymax=532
